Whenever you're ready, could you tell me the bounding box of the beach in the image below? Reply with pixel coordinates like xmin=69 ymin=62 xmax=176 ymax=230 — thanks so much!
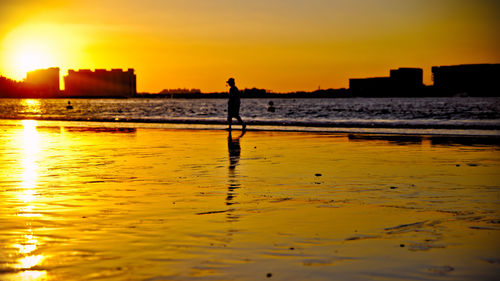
xmin=0 ymin=120 xmax=499 ymax=281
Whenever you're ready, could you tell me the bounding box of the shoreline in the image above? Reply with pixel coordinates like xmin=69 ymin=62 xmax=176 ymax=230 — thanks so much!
xmin=1 ymin=118 xmax=500 ymax=138
xmin=1 ymin=115 xmax=499 ymax=130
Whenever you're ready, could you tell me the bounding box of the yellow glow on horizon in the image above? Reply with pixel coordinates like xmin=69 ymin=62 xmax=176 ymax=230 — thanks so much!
xmin=0 ymin=1 xmax=498 ymax=92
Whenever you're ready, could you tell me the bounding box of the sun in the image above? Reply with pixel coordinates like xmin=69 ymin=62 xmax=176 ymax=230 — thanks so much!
xmin=13 ymin=44 xmax=54 ymax=77
xmin=0 ymin=23 xmax=87 ymax=81
xmin=1 ymin=25 xmax=58 ymax=80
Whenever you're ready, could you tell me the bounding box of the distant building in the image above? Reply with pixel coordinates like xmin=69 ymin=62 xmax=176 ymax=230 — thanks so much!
xmin=349 ymin=68 xmax=424 ymax=97
xmin=0 ymin=76 xmax=22 ymax=98
xmin=159 ymin=88 xmax=201 ymax=95
xmin=390 ymin=68 xmax=423 ymax=90
xmin=64 ymin=68 xmax=136 ymax=97
xmin=349 ymin=77 xmax=392 ymax=97
xmin=432 ymin=64 xmax=500 ymax=96
xmin=24 ymin=67 xmax=60 ymax=97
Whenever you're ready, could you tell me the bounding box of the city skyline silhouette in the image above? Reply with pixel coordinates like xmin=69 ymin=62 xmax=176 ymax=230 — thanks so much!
xmin=1 ymin=63 xmax=499 ymax=98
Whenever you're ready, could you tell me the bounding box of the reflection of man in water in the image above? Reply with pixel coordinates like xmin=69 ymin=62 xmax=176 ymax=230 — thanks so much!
xmin=228 ymin=130 xmax=245 ymax=169
xmin=226 ymin=78 xmax=246 ymax=131
xmin=227 ymin=130 xmax=245 ymax=206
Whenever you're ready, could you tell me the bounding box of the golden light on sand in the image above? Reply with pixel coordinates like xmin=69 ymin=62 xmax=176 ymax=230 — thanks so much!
xmin=0 ymin=120 xmax=498 ymax=279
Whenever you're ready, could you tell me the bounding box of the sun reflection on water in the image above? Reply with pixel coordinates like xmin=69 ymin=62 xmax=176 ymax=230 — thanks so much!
xmin=18 ymin=270 xmax=47 ymax=281
xmin=14 ymin=231 xmax=38 ymax=254
xmin=19 ymin=120 xmax=39 ymax=202
xmin=21 ymin=120 xmax=39 ymax=155
xmin=16 ymin=255 xmax=44 ymax=270
xmin=12 ymin=120 xmax=46 ymax=280
xmin=20 ymin=100 xmax=42 ymax=115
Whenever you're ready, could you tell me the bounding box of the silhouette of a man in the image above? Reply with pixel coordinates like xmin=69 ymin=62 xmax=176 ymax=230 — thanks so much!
xmin=226 ymin=78 xmax=246 ymax=131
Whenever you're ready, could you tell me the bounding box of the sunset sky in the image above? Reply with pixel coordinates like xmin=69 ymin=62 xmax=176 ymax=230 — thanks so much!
xmin=1 ymin=0 xmax=499 ymax=92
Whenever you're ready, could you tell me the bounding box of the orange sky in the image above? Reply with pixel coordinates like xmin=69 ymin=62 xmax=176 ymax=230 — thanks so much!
xmin=1 ymin=0 xmax=499 ymax=92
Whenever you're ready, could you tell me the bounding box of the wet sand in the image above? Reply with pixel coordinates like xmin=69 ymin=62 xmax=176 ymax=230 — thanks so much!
xmin=0 ymin=120 xmax=499 ymax=281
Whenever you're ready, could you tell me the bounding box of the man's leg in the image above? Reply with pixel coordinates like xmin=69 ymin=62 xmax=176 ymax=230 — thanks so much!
xmin=236 ymin=116 xmax=246 ymax=130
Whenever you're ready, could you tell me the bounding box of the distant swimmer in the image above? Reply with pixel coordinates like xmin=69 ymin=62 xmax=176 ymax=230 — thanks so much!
xmin=66 ymin=101 xmax=73 ymax=110
xmin=226 ymin=78 xmax=246 ymax=131
xmin=267 ymin=101 xmax=275 ymax=112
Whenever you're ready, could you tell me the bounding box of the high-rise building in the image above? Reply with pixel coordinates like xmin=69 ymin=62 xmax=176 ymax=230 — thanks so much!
xmin=349 ymin=67 xmax=423 ymax=97
xmin=25 ymin=67 xmax=60 ymax=97
xmin=432 ymin=64 xmax=500 ymax=96
xmin=390 ymin=68 xmax=423 ymax=90
xmin=64 ymin=68 xmax=136 ymax=97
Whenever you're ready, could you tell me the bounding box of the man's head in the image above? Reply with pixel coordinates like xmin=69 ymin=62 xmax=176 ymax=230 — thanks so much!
xmin=226 ymin=78 xmax=235 ymax=87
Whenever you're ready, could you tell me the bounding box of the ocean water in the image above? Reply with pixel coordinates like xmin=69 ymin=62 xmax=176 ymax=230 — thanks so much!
xmin=0 ymin=97 xmax=499 ymax=127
